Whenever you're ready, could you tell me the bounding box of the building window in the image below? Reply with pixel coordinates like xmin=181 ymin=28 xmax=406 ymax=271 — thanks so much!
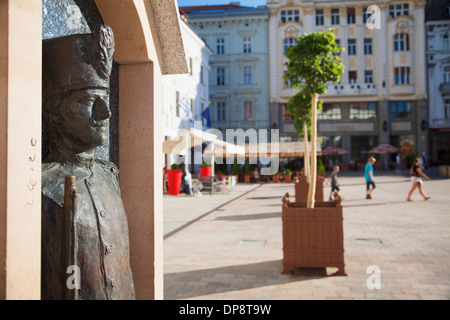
xmin=281 ymin=10 xmax=299 ymax=23
xmin=318 ymin=103 xmax=342 ymax=120
xmin=217 ymin=102 xmax=226 ymax=121
xmin=283 ymin=71 xmax=292 ymax=88
xmin=176 ymin=91 xmax=180 ymax=117
xmin=394 ymin=34 xmax=409 ymax=51
xmin=389 ymin=3 xmax=409 ymax=18
xmin=284 ymin=37 xmax=297 ymax=52
xmin=243 ymin=67 xmax=252 ymax=85
xmin=243 ymin=37 xmax=252 ymax=53
xmin=244 ymin=101 xmax=253 ymax=121
xmin=281 ymin=104 xmax=293 ymax=120
xmin=350 ymin=102 xmax=377 ymax=120
xmin=316 ymin=9 xmax=324 ymax=26
xmin=445 ymin=102 xmax=450 ymax=119
xmin=390 ymin=101 xmax=411 ymax=118
xmin=348 ymin=39 xmax=356 ymax=55
xmin=394 ymin=67 xmax=410 ymax=85
xmin=444 ymin=33 xmax=449 ymax=51
xmin=444 ymin=66 xmax=450 ymax=83
xmin=349 ymin=71 xmax=357 ymax=84
xmin=334 ymin=39 xmax=341 ymax=56
xmin=200 ymin=66 xmax=204 ymax=84
xmin=331 ymin=9 xmax=340 ymax=25
xmin=217 ymin=38 xmax=225 ymax=55
xmin=363 ymin=7 xmax=370 ymax=24
xmin=347 ymin=8 xmax=356 ymax=24
xmin=365 ymin=70 xmax=373 ymax=84
xmin=217 ymin=68 xmax=225 ymax=86
xmin=364 ymin=38 xmax=372 ymax=55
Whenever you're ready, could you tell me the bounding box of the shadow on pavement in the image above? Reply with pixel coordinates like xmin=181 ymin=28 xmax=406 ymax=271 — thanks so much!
xmin=214 ymin=211 xmax=281 ymax=221
xmin=164 ymin=260 xmax=333 ymax=300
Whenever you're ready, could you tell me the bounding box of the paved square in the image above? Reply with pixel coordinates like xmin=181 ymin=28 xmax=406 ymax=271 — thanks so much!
xmin=164 ymin=168 xmax=450 ymax=300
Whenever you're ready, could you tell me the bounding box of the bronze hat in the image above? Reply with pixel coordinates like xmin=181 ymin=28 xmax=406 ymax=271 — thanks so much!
xmin=42 ymin=25 xmax=115 ymax=98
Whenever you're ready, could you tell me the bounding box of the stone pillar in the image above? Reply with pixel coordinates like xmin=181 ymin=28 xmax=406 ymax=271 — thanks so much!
xmin=0 ymin=0 xmax=42 ymax=299
xmin=119 ymin=63 xmax=163 ymax=300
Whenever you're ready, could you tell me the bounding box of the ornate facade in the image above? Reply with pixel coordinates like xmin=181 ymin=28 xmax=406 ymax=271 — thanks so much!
xmin=426 ymin=0 xmax=450 ymax=164
xmin=181 ymin=4 xmax=270 ymax=134
xmin=268 ymin=0 xmax=428 ymax=165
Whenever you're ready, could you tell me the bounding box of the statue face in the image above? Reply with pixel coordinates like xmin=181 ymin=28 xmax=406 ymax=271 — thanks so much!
xmin=59 ymin=88 xmax=111 ymax=149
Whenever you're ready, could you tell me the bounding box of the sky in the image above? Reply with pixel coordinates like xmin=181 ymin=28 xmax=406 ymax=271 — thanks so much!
xmin=177 ymin=0 xmax=267 ymax=8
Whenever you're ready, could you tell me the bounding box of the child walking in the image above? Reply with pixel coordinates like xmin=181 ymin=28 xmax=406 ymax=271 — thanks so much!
xmin=326 ymin=165 xmax=342 ymax=201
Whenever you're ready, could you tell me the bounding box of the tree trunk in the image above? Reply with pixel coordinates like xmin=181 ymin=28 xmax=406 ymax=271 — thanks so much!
xmin=303 ymin=119 xmax=310 ymax=181
xmin=307 ymin=93 xmax=319 ymax=209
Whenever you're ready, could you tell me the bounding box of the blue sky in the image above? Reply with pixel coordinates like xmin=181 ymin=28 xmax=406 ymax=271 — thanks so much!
xmin=177 ymin=0 xmax=267 ymax=8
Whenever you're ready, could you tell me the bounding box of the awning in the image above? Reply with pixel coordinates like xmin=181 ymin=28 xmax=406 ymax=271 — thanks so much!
xmin=244 ymin=141 xmax=322 ymax=158
xmin=163 ymin=128 xmax=217 ymax=156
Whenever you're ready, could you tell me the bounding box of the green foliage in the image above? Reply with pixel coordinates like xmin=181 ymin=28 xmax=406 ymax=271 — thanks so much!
xmin=170 ymin=163 xmax=179 ymax=170
xmin=200 ymin=160 xmax=211 ymax=167
xmin=317 ymin=158 xmax=325 ymax=174
xmin=244 ymin=158 xmax=251 ymax=175
xmin=287 ymin=90 xmax=323 ymax=138
xmin=284 ymin=29 xmax=345 ymax=94
xmin=285 ymin=168 xmax=291 ymax=175
xmin=231 ymin=159 xmax=241 ymax=175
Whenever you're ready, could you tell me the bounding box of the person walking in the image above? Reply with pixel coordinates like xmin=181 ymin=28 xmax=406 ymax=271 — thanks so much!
xmin=365 ymin=157 xmax=376 ymax=199
xmin=325 ymin=165 xmax=342 ymax=201
xmin=407 ymin=157 xmax=431 ymax=202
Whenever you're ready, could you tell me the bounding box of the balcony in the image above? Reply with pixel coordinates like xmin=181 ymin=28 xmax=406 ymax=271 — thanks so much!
xmin=439 ymin=82 xmax=450 ymax=94
xmin=325 ymin=83 xmax=377 ymax=96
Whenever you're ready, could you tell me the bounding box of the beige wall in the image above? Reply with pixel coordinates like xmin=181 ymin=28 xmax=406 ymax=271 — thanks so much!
xmin=0 ymin=0 xmax=42 ymax=300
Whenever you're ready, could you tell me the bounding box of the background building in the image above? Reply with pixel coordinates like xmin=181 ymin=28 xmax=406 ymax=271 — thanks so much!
xmin=268 ymin=0 xmax=428 ymax=166
xmin=181 ymin=3 xmax=270 ymax=138
xmin=163 ymin=13 xmax=212 ymax=172
xmin=426 ymin=0 xmax=450 ymax=165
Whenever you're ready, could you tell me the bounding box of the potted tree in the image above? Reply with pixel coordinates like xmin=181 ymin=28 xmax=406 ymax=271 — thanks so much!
xmin=282 ymin=29 xmax=346 ymax=275
xmin=167 ymin=163 xmax=183 ymax=196
xmin=284 ymin=168 xmax=292 ymax=183
xmin=244 ymin=158 xmax=251 ymax=183
xmin=231 ymin=159 xmax=240 ymax=183
xmin=199 ymin=160 xmax=212 ymax=178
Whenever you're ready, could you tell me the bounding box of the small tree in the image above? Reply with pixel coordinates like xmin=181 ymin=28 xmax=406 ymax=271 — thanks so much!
xmin=286 ymin=89 xmax=323 ymax=183
xmin=285 ymin=29 xmax=344 ymax=208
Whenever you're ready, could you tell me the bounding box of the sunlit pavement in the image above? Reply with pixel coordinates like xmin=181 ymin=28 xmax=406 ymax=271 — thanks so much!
xmin=163 ymin=168 xmax=450 ymax=300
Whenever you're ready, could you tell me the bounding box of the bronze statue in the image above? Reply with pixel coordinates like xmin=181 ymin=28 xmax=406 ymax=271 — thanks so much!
xmin=41 ymin=25 xmax=135 ymax=300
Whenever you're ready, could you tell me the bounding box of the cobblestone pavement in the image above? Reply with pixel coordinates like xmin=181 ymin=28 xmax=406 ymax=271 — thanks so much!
xmin=163 ymin=168 xmax=450 ymax=300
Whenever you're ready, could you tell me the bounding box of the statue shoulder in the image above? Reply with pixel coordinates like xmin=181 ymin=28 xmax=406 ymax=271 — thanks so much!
xmin=95 ymin=159 xmax=119 ymax=175
xmin=95 ymin=160 xmax=120 ymax=185
xmin=41 ymin=162 xmax=69 ymax=207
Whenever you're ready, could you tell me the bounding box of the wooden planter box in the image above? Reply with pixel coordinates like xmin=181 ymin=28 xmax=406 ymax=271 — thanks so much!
xmin=281 ymin=193 xmax=346 ymax=276
xmin=244 ymin=174 xmax=251 ymax=183
xmin=294 ymin=177 xmax=324 ymax=203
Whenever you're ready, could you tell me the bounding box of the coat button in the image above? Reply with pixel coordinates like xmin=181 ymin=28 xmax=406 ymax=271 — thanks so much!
xmin=105 ymin=244 xmax=113 ymax=255
xmin=100 ymin=210 xmax=107 ymax=217
xmin=109 ymin=278 xmax=117 ymax=287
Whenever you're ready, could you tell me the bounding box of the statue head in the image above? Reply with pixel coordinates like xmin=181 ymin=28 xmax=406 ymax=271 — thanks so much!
xmin=42 ymin=25 xmax=115 ymax=161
